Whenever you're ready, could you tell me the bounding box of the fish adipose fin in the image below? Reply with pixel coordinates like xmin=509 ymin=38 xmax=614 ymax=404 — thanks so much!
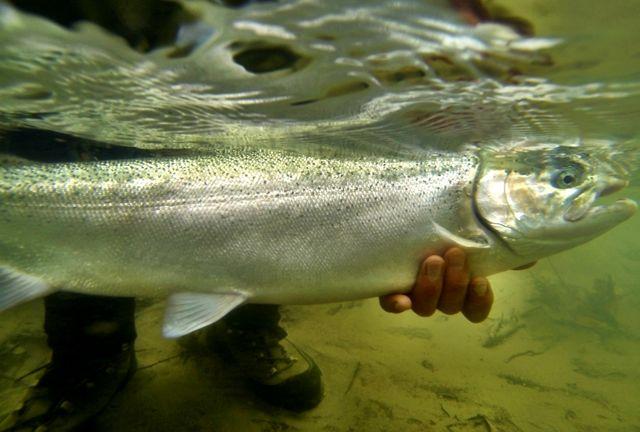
xmin=0 ymin=267 xmax=52 ymax=311
xmin=163 ymin=292 xmax=247 ymax=338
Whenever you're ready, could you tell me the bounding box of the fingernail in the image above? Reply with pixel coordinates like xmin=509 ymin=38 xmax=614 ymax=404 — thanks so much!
xmin=472 ymin=280 xmax=487 ymax=297
xmin=427 ymin=262 xmax=441 ymax=282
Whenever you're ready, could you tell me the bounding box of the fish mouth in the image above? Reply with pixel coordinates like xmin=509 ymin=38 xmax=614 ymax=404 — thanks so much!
xmin=586 ymin=198 xmax=637 ymax=219
xmin=564 ymin=178 xmax=630 ymax=222
xmin=600 ymin=178 xmax=628 ymax=197
xmin=584 ymin=169 xmax=637 ymax=220
xmin=528 ymin=197 xmax=636 ymax=242
xmin=566 ymin=198 xmax=637 ymax=238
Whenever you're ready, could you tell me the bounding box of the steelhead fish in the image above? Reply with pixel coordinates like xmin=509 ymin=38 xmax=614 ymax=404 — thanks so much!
xmin=0 ymin=140 xmax=635 ymax=337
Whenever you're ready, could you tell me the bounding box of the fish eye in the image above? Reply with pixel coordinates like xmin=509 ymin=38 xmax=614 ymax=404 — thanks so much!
xmin=551 ymin=166 xmax=583 ymax=189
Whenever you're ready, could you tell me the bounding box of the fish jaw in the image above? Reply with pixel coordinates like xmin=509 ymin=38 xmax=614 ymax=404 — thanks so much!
xmin=536 ymin=198 xmax=636 ymax=241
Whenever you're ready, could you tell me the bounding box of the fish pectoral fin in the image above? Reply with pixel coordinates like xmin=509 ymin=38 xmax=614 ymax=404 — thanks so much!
xmin=432 ymin=221 xmax=491 ymax=250
xmin=163 ymin=291 xmax=247 ymax=339
xmin=0 ymin=267 xmax=52 ymax=311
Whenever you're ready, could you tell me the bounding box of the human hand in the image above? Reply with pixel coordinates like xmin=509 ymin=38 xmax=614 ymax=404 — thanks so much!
xmin=380 ymin=248 xmax=504 ymax=323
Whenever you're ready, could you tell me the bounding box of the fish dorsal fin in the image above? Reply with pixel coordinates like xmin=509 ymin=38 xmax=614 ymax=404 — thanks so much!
xmin=163 ymin=292 xmax=247 ymax=338
xmin=432 ymin=221 xmax=491 ymax=250
xmin=0 ymin=267 xmax=52 ymax=311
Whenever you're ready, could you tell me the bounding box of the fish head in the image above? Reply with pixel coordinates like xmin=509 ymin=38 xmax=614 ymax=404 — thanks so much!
xmin=474 ymin=140 xmax=637 ymax=260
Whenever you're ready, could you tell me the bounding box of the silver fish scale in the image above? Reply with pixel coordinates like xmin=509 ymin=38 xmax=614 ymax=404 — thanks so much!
xmin=0 ymin=149 xmax=479 ymax=304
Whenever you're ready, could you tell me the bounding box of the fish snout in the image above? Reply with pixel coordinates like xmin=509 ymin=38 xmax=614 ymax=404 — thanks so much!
xmin=599 ymin=178 xmax=628 ymax=197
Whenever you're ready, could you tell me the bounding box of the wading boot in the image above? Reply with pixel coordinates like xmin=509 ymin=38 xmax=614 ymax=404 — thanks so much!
xmin=1 ymin=293 xmax=137 ymax=432
xmin=206 ymin=305 xmax=323 ymax=412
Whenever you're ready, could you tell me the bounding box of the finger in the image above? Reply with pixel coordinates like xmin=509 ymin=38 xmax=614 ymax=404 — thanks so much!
xmin=462 ymin=277 xmax=494 ymax=323
xmin=379 ymin=294 xmax=412 ymax=313
xmin=438 ymin=247 xmax=470 ymax=315
xmin=513 ymin=261 xmax=537 ymax=270
xmin=411 ymin=255 xmax=444 ymax=317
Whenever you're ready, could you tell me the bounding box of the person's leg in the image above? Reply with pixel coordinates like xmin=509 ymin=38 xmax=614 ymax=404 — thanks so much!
xmin=2 ymin=293 xmax=137 ymax=432
xmin=207 ymin=305 xmax=323 ymax=411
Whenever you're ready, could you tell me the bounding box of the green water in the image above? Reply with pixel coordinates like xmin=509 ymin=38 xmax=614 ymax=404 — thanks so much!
xmin=1 ymin=1 xmax=639 ymax=431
